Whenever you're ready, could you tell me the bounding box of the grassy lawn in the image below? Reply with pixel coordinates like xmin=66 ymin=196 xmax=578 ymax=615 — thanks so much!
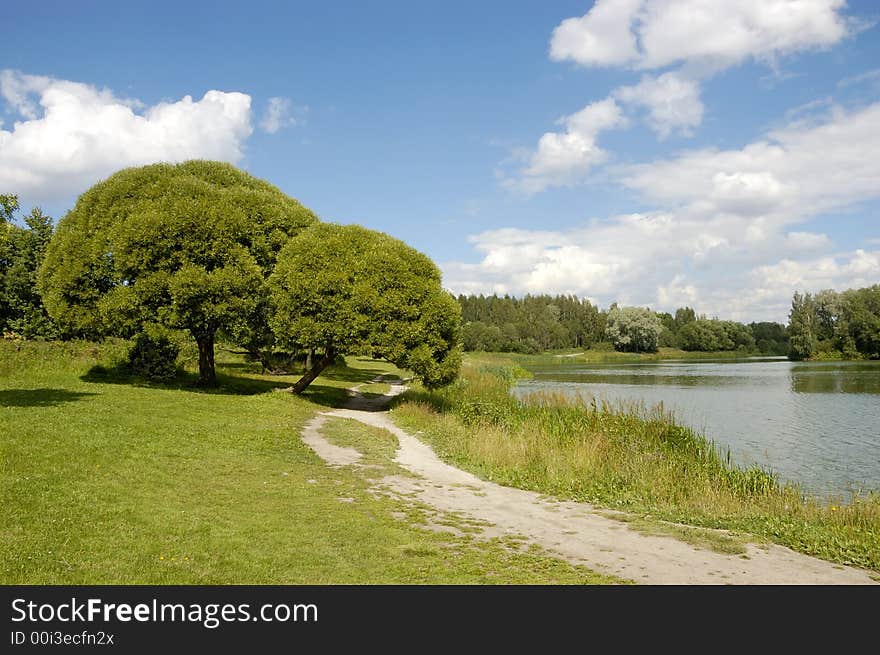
xmin=1 ymin=340 xmax=614 ymax=584
xmin=391 ymin=354 xmax=880 ymax=571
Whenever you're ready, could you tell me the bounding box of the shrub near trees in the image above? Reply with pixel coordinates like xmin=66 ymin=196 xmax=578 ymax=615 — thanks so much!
xmin=37 ymin=161 xmax=318 ymax=385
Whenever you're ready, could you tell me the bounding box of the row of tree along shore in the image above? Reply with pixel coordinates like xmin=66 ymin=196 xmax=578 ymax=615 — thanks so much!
xmin=459 ymin=290 xmax=879 ymax=360
xmin=3 ymin=166 xmax=878 ymax=378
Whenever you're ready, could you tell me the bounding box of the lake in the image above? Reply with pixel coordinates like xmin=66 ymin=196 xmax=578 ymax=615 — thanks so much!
xmin=513 ymin=357 xmax=880 ymax=500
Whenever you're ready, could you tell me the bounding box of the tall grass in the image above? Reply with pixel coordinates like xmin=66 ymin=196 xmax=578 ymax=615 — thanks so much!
xmin=393 ymin=358 xmax=880 ymax=570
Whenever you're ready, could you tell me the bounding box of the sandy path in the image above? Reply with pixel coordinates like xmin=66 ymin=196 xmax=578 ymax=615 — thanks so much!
xmin=300 ymin=381 xmax=877 ymax=585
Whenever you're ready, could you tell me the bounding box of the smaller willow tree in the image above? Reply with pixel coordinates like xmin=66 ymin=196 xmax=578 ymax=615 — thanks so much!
xmin=38 ymin=161 xmax=317 ymax=384
xmin=268 ymin=223 xmax=462 ymax=394
xmin=605 ymin=305 xmax=663 ymax=353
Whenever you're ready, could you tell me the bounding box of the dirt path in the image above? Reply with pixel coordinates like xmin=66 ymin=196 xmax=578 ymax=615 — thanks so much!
xmin=300 ymin=381 xmax=877 ymax=585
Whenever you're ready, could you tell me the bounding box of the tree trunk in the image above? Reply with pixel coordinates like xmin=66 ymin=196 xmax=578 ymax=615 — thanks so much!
xmin=305 ymin=347 xmax=314 ymax=371
xmin=291 ymin=346 xmax=336 ymax=394
xmin=196 ymin=332 xmax=217 ymax=386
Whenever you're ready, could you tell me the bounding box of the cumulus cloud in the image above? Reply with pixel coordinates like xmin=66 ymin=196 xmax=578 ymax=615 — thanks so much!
xmin=259 ymin=96 xmax=306 ymax=134
xmin=838 ymin=68 xmax=880 ymax=88
xmin=510 ymin=1 xmax=856 ymax=192
xmin=0 ymin=70 xmax=253 ymax=204
xmin=550 ymin=0 xmax=642 ymax=67
xmin=551 ymin=0 xmax=852 ymax=70
xmin=620 ymin=102 xmax=880 ymax=219
xmin=512 ymin=98 xmax=626 ymax=193
xmin=452 ymin=101 xmax=880 ymax=322
xmin=507 ymin=72 xmax=702 ymax=188
xmin=442 ymin=215 xmax=877 ymax=322
xmin=613 ymin=72 xmax=704 ymax=138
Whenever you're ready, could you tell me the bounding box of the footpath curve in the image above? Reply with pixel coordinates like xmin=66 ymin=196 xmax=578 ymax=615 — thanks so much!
xmin=300 ymin=380 xmax=877 ymax=585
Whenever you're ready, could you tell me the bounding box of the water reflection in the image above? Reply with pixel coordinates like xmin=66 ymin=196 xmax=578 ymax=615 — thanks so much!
xmin=789 ymin=362 xmax=880 ymax=394
xmin=516 ymin=358 xmax=880 ymax=499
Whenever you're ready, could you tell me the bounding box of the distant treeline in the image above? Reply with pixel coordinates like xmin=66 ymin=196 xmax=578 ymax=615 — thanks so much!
xmin=788 ymin=286 xmax=880 ymax=360
xmin=457 ymin=294 xmax=790 ymax=355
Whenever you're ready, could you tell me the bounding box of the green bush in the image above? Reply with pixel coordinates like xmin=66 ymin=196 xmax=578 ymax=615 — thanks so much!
xmin=127 ymin=328 xmax=180 ymax=381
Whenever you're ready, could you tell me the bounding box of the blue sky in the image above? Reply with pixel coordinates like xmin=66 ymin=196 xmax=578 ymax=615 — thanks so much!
xmin=2 ymin=0 xmax=879 ymax=322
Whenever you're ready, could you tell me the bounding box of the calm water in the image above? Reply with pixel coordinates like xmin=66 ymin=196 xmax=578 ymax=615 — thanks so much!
xmin=513 ymin=357 xmax=880 ymax=499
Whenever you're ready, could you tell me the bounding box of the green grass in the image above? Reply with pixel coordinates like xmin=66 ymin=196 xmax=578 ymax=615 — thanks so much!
xmin=358 ymin=382 xmax=393 ymax=397
xmin=598 ymin=512 xmax=753 ymax=555
xmin=1 ymin=340 xmax=616 ymax=584
xmin=321 ymin=417 xmax=411 ymax=478
xmin=391 ymin=354 xmax=880 ymax=571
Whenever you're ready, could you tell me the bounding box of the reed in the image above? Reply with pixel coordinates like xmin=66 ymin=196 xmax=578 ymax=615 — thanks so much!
xmin=393 ymin=357 xmax=880 ymax=570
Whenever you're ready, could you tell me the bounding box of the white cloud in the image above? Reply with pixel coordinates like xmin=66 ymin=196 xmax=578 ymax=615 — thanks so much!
xmin=259 ymin=96 xmax=306 ymax=134
xmin=511 ymin=1 xmax=856 ymax=192
xmin=620 ymin=102 xmax=880 ymax=220
xmin=613 ymin=72 xmax=704 ymax=138
xmin=0 ymin=71 xmax=253 ymax=203
xmin=442 ymin=213 xmax=878 ymax=322
xmin=509 ymin=73 xmax=702 ymax=188
xmin=751 ymin=249 xmax=880 ymax=303
xmin=551 ymin=0 xmax=852 ymax=71
xmin=454 ymin=101 xmax=880 ymax=322
xmin=785 ymin=231 xmax=831 ymax=251
xmin=657 ymin=275 xmax=698 ymax=308
xmin=549 ymin=0 xmax=642 ymax=67
xmin=513 ymin=98 xmax=626 ymax=193
xmin=838 ymin=68 xmax=880 ymax=88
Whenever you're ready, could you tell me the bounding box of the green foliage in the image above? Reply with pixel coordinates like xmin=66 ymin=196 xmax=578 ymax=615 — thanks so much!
xmin=1 ymin=193 xmax=19 ymax=227
xmin=457 ymin=297 xmax=776 ymax=356
xmin=673 ymin=306 xmax=696 ymax=329
xmin=0 ymin=205 xmax=58 ymax=338
xmin=458 ymin=293 xmax=603 ymax=353
xmin=788 ymin=292 xmax=817 ymax=360
xmin=269 ymin=223 xmax=462 ymax=391
xmin=462 ymin=320 xmax=506 ymax=352
xmin=749 ymin=321 xmax=790 ymax=356
xmin=126 ymin=332 xmax=178 ymax=380
xmin=678 ymin=319 xmax=755 ymax=352
xmin=37 ymin=161 xmax=318 ymax=383
xmin=126 ymin=327 xmax=181 ymax=381
xmin=787 ymin=285 xmax=879 ymax=360
xmin=604 ymin=306 xmax=662 ymax=353
xmin=841 ymin=285 xmax=880 ymax=359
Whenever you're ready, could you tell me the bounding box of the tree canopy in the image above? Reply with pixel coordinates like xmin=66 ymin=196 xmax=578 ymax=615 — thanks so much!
xmin=1 ymin=206 xmax=57 ymax=338
xmin=1 ymin=194 xmax=18 ymax=228
xmin=788 ymin=286 xmax=880 ymax=360
xmin=677 ymin=318 xmax=755 ymax=352
xmin=605 ymin=306 xmax=663 ymax=353
xmin=458 ymin=293 xmax=603 ymax=353
xmin=37 ymin=160 xmax=318 ymax=384
xmin=269 ymin=223 xmax=462 ymax=394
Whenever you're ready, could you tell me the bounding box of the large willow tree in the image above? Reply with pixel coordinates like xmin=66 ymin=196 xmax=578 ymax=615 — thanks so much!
xmin=38 ymin=160 xmax=318 ymax=384
xmin=268 ymin=223 xmax=462 ymax=394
